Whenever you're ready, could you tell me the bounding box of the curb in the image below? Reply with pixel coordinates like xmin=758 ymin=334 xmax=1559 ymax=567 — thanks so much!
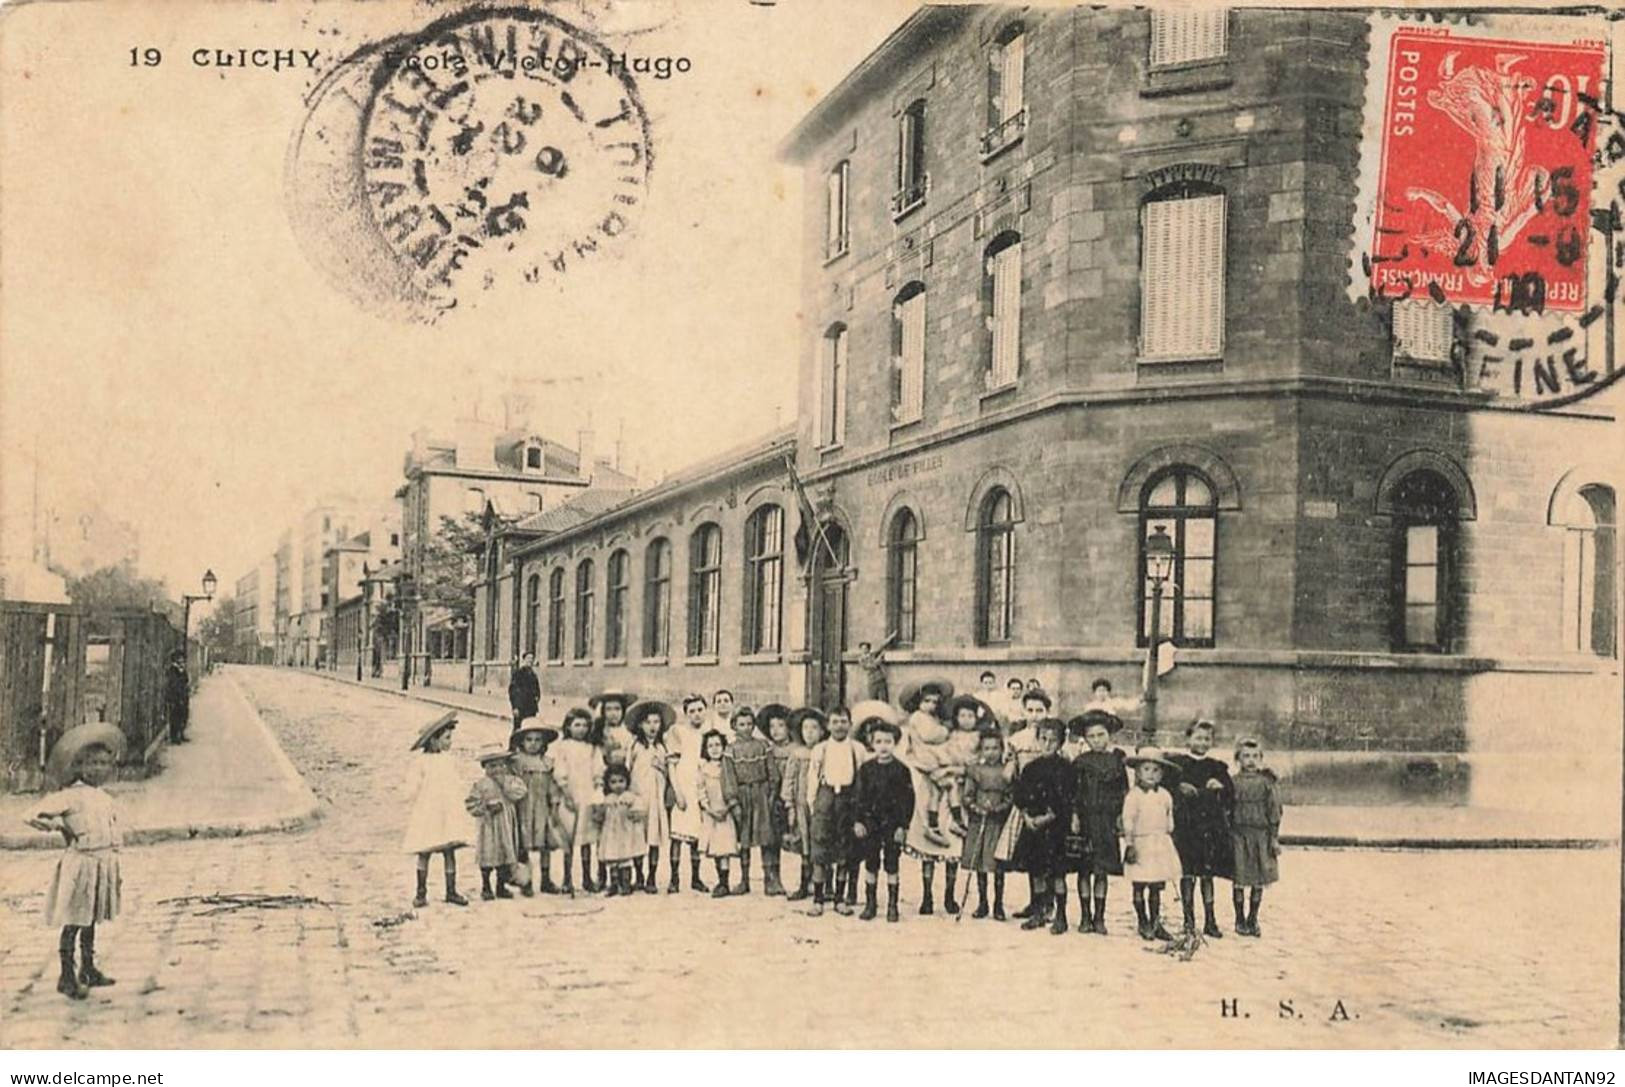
xmin=1280 ymin=833 xmax=1619 ymax=851
xmin=1 ymin=673 xmax=324 ymax=851
xmin=301 ymin=667 xmax=509 ymax=722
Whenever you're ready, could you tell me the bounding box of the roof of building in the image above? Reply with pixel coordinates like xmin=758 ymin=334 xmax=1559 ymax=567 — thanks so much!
xmin=778 ymin=6 xmax=975 ymax=163
xmin=511 ymin=425 xmax=796 ymax=558
xmin=512 ymin=488 xmax=641 ymax=534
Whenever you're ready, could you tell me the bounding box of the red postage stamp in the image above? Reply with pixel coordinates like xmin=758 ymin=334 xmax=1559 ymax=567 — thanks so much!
xmin=1370 ymin=28 xmax=1605 ymax=312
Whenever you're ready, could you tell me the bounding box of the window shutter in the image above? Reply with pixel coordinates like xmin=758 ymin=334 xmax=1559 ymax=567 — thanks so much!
xmin=832 ymin=329 xmax=848 ymax=442
xmin=1141 ymin=194 xmax=1224 ymax=359
xmin=987 ymin=49 xmax=1003 ymax=130
xmin=1141 ymin=200 xmax=1174 ymax=357
xmin=1003 ymin=33 xmax=1025 ymax=121
xmin=1191 ymin=193 xmax=1225 ymax=357
xmin=1392 ymin=299 xmax=1453 ymax=364
xmin=825 ymin=169 xmax=841 ymax=250
xmin=1151 ymin=10 xmax=1228 ymax=66
xmin=901 ymin=290 xmax=926 ymax=420
xmin=991 ymin=242 xmax=1022 ymax=385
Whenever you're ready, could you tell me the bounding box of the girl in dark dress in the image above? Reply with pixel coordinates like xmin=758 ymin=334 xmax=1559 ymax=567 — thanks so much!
xmin=1011 ymin=718 xmax=1074 ymax=934
xmin=1167 ymin=718 xmax=1235 ymax=938
xmin=1071 ymin=710 xmax=1129 ymax=935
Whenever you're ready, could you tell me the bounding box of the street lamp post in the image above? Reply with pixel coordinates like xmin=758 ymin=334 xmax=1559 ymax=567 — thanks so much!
xmin=180 ymin=569 xmax=218 ymax=680
xmin=1142 ymin=527 xmax=1175 ymax=744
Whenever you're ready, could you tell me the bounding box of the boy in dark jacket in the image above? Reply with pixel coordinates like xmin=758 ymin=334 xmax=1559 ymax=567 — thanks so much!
xmin=852 ymin=718 xmax=915 ymax=922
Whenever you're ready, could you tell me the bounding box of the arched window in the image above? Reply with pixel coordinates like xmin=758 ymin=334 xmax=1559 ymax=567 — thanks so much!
xmin=1561 ymin=485 xmax=1617 ymax=657
xmin=743 ymin=506 xmax=785 ymax=654
xmin=688 ymin=524 xmax=722 ymax=656
xmin=644 ymin=538 xmax=672 ymax=658
xmin=976 ymin=489 xmax=1017 ymax=644
xmin=1140 ymin=179 xmax=1226 ymax=361
xmin=525 ymin=573 xmax=541 ymax=657
xmin=984 ymin=231 xmax=1022 ymax=389
xmin=820 ymin=324 xmax=848 ymax=447
xmin=891 ymin=282 xmax=927 ymax=424
xmin=1139 ymin=467 xmax=1217 ymax=647
xmin=888 ymin=508 xmax=920 ymax=646
xmin=573 ymin=560 xmax=595 ymax=660
xmin=546 ymin=568 xmax=566 ymax=661
xmin=463 ymin=486 xmax=486 ymax=516
xmin=1390 ymin=469 xmax=1459 ymax=651
xmin=605 ymin=549 xmax=630 ymax=659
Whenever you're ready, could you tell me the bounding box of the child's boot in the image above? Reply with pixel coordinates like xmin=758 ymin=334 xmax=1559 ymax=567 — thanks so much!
xmin=56 ymin=935 xmax=86 ymax=1001
xmin=1232 ymin=886 xmax=1248 ymax=935
xmin=711 ymin=862 xmax=732 ymax=898
xmin=78 ymin=928 xmax=113 ymax=987
xmin=787 ymin=865 xmax=811 ymax=902
xmin=444 ymin=868 xmax=469 ymax=906
xmin=972 ymin=874 xmax=989 ymax=919
xmin=1202 ymin=893 xmax=1224 ymax=939
xmin=1179 ymin=878 xmax=1197 ymax=933
xmin=667 ymin=850 xmax=682 ymax=894
xmin=845 ymin=871 xmax=859 ymax=912
xmin=413 ymin=867 xmax=429 ymax=909
xmin=1133 ymin=893 xmax=1150 ymax=939
xmin=1021 ymin=891 xmax=1051 ymax=931
xmin=1149 ymin=888 xmax=1173 ymax=941
xmin=859 ymin=880 xmax=878 ymax=921
xmin=495 ymin=865 xmax=515 ymax=899
xmin=805 ymin=880 xmax=826 ymax=917
xmin=480 ymin=868 xmax=496 ymax=901
xmin=1076 ymin=892 xmax=1094 ymax=934
xmin=993 ymin=873 xmax=1007 ymax=922
xmin=763 ymin=850 xmax=785 ymax=897
xmin=538 ymin=851 xmax=560 ymax=895
xmin=923 ymin=810 xmax=951 ymax=849
xmin=733 ymin=855 xmax=752 ymax=895
xmin=580 ymin=848 xmax=598 ymax=893
xmin=1049 ymin=886 xmax=1069 ymax=935
xmin=645 ymin=849 xmax=661 ymax=894
xmin=1246 ymin=889 xmax=1263 ymax=937
xmin=1092 ymin=895 xmax=1108 ymax=934
xmin=943 ymin=866 xmax=961 ymax=916
xmin=919 ymin=870 xmax=935 ymax=916
xmin=690 ymin=853 xmax=710 ymax=894
xmin=885 ymin=882 xmax=900 ymax=923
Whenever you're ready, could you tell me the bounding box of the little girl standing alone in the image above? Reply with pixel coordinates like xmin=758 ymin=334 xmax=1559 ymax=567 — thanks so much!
xmin=28 ymin=723 xmax=128 ymax=1000
xmin=552 ymin=707 xmax=604 ymax=895
xmin=1229 ymin=737 xmax=1283 ymax=937
xmin=697 ymin=730 xmax=740 ymax=896
xmin=402 ymin=711 xmax=471 ymax=908
xmin=1122 ymin=746 xmax=1182 ymax=941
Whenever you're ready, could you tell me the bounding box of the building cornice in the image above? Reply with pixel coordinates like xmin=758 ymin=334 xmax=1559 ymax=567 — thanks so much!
xmin=404 ymin=465 xmax=591 ymax=487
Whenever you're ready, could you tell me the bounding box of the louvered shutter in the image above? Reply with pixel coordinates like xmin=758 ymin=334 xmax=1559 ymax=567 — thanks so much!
xmin=1392 ymin=299 xmax=1452 ymax=364
xmin=1002 ymin=34 xmax=1025 ymax=121
xmin=832 ymin=329 xmax=848 ymax=442
xmin=901 ymin=290 xmax=926 ymax=420
xmin=1151 ymin=10 xmax=1228 ymax=66
xmin=825 ymin=168 xmax=842 ymax=251
xmin=987 ymin=49 xmax=1003 ymax=130
xmin=1141 ymin=194 xmax=1224 ymax=359
xmin=991 ymin=241 xmax=1022 ymax=385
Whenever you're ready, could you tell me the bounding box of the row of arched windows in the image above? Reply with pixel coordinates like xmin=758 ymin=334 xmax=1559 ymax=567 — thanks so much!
xmin=525 ymin=507 xmax=786 ymax=663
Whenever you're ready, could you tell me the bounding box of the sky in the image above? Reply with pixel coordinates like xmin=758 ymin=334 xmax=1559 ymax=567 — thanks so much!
xmin=0 ymin=0 xmax=916 ymax=606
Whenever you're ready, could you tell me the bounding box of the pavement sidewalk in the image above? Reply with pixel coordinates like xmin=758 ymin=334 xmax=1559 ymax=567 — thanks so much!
xmin=0 ymin=671 xmax=322 ymax=850
xmin=300 ymin=666 xmax=1620 ymax=850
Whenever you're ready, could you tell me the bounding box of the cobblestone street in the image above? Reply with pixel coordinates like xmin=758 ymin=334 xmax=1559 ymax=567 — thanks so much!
xmin=2 ymin=668 xmax=1617 ymax=1049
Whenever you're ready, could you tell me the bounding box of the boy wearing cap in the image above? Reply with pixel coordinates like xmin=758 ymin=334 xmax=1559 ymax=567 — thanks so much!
xmin=852 ymin=719 xmax=915 ymax=922
xmin=804 ymin=707 xmax=867 ymax=916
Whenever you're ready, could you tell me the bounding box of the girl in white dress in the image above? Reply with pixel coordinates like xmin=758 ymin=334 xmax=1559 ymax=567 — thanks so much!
xmin=666 ymin=694 xmax=710 ymax=893
xmin=552 ymin=707 xmax=605 ymax=894
xmin=401 ymin=711 xmax=471 ymax=909
xmin=1122 ymin=745 xmax=1183 ymax=941
xmin=29 ymin=723 xmax=128 ymax=1000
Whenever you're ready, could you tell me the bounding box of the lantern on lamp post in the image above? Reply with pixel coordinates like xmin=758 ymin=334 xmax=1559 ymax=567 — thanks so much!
xmin=180 ymin=569 xmax=217 ymax=680
xmin=1142 ymin=527 xmax=1175 ymax=744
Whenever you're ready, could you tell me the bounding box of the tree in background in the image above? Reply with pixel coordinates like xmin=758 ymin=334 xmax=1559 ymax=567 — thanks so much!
xmin=195 ymin=595 xmax=237 ymax=660
xmin=66 ymin=563 xmax=179 ymax=627
xmin=415 ymin=512 xmax=484 ymax=625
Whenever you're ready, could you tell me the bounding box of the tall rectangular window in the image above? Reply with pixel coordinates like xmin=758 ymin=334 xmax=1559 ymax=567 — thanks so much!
xmin=1150 ymin=10 xmax=1228 ymax=67
xmin=1140 ymin=190 xmax=1225 ymax=361
xmin=986 ymin=24 xmax=1027 ymax=152
xmin=546 ymin=569 xmax=565 ymax=661
xmin=893 ymin=100 xmax=927 ymax=216
xmin=573 ymin=561 xmax=595 ymax=660
xmin=688 ymin=524 xmax=722 ymax=657
xmin=605 ymin=550 xmax=629 ymax=659
xmin=825 ymin=160 xmax=849 ymax=260
xmin=892 ymin=285 xmax=926 ymax=423
xmin=1392 ymin=299 xmax=1454 ymax=365
xmin=820 ymin=326 xmax=848 ymax=446
xmin=644 ymin=538 xmax=671 ymax=657
xmin=986 ymin=236 xmax=1022 ymax=387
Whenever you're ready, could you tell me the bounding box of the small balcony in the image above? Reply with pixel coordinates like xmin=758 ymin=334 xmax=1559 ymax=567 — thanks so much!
xmin=979 ymin=108 xmax=1027 ymax=161
xmin=890 ymin=176 xmax=929 ymax=221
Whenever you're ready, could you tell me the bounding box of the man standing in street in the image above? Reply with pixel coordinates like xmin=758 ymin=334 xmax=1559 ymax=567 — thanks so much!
xmin=508 ymin=652 xmax=541 ymax=731
xmin=165 ymin=650 xmax=191 ymax=744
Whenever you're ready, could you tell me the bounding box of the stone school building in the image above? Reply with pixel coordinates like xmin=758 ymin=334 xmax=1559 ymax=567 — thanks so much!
xmin=477 ymin=7 xmax=1620 ymax=811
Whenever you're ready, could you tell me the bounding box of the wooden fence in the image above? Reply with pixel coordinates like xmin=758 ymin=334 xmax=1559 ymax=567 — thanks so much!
xmin=1 ymin=601 xmax=185 ymax=793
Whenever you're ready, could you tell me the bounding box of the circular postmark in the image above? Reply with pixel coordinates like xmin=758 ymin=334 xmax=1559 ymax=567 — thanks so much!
xmin=287 ymin=5 xmax=653 ymax=321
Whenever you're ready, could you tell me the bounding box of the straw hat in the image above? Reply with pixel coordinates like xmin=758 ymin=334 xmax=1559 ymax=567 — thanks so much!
xmin=756 ymin=703 xmax=793 ymax=728
xmin=626 ymin=699 xmax=676 ymax=730
xmin=46 ymin=723 xmax=127 ymax=785
xmin=588 ymin=691 xmax=638 ymax=711
xmin=511 ymin=719 xmax=560 ymax=746
xmin=410 ymin=710 xmax=458 ymax=752
xmin=1069 ymin=709 xmax=1125 ymax=737
xmin=1125 ymin=744 xmax=1178 ymax=770
xmin=898 ymin=677 xmax=955 ymax=713
xmin=848 ymin=699 xmax=901 ymax=728
xmin=947 ymin=694 xmax=995 ymax=727
xmin=475 ymin=743 xmax=513 ymax=764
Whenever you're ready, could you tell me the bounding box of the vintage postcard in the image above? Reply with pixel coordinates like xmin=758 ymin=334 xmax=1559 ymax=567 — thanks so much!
xmin=0 ymin=0 xmax=1621 ymax=1054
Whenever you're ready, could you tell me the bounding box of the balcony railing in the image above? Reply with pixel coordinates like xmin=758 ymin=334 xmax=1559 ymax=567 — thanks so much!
xmin=890 ymin=176 xmax=929 ymax=220
xmin=979 ymin=108 xmax=1028 ymax=160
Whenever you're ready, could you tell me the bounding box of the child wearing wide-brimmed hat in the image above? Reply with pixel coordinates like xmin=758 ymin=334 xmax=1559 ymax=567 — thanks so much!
xmin=28 ymin=723 xmax=127 ymax=1000
xmin=626 ymin=699 xmax=674 ymax=894
xmin=1229 ymin=737 xmax=1282 ymax=937
xmin=552 ymin=707 xmax=604 ymax=895
xmin=1122 ymin=745 xmax=1183 ymax=941
xmin=511 ymin=719 xmax=570 ymax=895
xmin=402 ymin=711 xmax=471 ymax=909
xmin=466 ymin=745 xmax=528 ymax=900
xmin=780 ymin=707 xmax=826 ymax=901
xmin=898 ymin=679 xmax=963 ymax=915
xmin=1070 ymin=710 xmax=1129 ymax=934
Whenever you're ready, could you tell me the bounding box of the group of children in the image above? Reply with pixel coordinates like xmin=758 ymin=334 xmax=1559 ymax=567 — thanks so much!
xmin=402 ymin=678 xmax=1285 ymax=937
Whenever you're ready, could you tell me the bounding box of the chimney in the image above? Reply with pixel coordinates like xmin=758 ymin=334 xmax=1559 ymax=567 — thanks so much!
xmin=577 ymin=427 xmax=595 ymax=482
